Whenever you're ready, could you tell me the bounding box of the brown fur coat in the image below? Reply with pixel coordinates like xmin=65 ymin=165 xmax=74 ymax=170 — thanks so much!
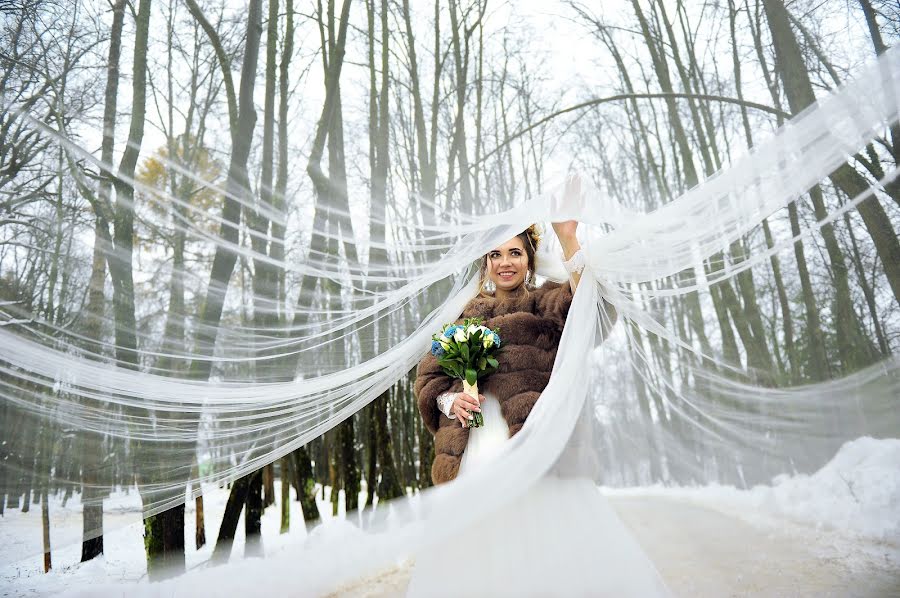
xmin=414 ymin=280 xmax=576 ymax=485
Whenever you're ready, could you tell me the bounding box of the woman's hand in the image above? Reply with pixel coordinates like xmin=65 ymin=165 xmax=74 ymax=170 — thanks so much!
xmin=553 ymin=174 xmax=583 ymax=292
xmin=552 ymin=174 xmax=582 ymax=248
xmin=452 ymin=392 xmax=483 ymax=428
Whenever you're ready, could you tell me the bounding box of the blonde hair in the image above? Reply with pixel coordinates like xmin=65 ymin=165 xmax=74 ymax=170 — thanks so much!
xmin=478 ymin=224 xmax=542 ymax=297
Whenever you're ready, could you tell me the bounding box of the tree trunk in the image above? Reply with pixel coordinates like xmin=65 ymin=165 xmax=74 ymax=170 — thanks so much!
xmin=42 ymin=490 xmax=51 ymax=572
xmin=338 ymin=418 xmax=359 ymax=511
xmin=280 ymin=457 xmax=291 ymax=533
xmin=365 ymin=406 xmax=377 ymax=506
xmin=195 ymin=493 xmax=206 ymax=549
xmin=448 ymin=0 xmax=475 ymax=211
xmin=748 ymin=2 xmax=830 ymax=381
xmin=375 ymin=392 xmax=404 ymax=499
xmin=292 ymin=445 xmax=319 ymax=523
xmin=244 ymin=469 xmax=263 ymax=556
xmin=188 ymin=0 xmax=262 ymax=381
xmin=262 ymin=464 xmax=276 ymax=508
xmin=142 ymin=502 xmax=185 ymax=579
xmin=100 ymin=0 xmax=185 ymax=579
xmin=763 ymin=0 xmax=900 ymax=306
xmin=788 ymin=202 xmax=830 ymax=381
xmin=858 ymin=0 xmax=899 ymax=160
xmin=190 ymin=0 xmax=264 ymax=566
xmin=109 ymin=0 xmax=150 ymax=373
xmin=212 ymin=475 xmax=250 ymax=563
xmin=844 ymin=212 xmax=890 ymax=356
xmin=808 ymin=184 xmax=877 ymax=371
xmin=762 ymin=219 xmax=797 ymax=381
xmin=80 ymin=218 xmax=108 ymax=562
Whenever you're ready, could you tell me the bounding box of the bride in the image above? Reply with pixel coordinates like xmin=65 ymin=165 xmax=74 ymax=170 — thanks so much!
xmin=407 ymin=175 xmax=671 ymax=596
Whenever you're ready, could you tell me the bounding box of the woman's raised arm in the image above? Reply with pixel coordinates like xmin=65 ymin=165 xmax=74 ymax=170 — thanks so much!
xmin=552 ymin=174 xmax=584 ymax=293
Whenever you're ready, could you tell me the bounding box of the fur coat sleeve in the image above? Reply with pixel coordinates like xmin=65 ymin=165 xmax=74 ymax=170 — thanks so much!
xmin=414 ymin=352 xmax=463 ymax=435
xmin=532 ymin=280 xmax=574 ymax=329
xmin=536 ymin=279 xmax=619 ymax=337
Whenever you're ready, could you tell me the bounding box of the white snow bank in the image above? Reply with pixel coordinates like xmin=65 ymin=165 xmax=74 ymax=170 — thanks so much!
xmin=607 ymin=436 xmax=900 ymax=543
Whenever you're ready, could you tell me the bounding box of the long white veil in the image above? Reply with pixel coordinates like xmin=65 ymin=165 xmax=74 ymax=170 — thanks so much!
xmin=0 ymin=13 xmax=899 ymax=588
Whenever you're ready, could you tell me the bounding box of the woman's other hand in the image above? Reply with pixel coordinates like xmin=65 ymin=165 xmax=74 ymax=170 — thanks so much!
xmin=452 ymin=392 xmax=483 ymax=428
xmin=552 ymin=173 xmax=582 ymax=244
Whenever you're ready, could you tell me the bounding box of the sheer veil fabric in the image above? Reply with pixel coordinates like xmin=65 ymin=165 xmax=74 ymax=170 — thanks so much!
xmin=406 ymin=389 xmax=672 ymax=597
xmin=0 ymin=35 xmax=898 ymax=587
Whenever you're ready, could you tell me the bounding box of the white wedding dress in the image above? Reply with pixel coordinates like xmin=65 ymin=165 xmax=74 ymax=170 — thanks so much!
xmin=406 ymin=392 xmax=671 ymax=597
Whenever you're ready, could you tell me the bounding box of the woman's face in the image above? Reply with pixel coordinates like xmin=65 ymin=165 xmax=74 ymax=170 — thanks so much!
xmin=487 ymin=236 xmax=529 ymax=292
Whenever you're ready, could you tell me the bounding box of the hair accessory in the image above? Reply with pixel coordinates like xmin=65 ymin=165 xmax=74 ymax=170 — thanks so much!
xmin=525 ymin=224 xmax=542 ymax=251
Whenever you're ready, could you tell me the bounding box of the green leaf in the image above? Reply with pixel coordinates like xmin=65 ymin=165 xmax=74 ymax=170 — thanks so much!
xmin=478 ymin=357 xmax=487 ymax=370
xmin=460 ymin=343 xmax=469 ymax=361
xmin=486 ymin=357 xmax=499 ymax=368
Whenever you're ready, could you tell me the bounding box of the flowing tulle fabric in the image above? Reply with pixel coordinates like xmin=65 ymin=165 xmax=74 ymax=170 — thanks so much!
xmin=406 ymin=393 xmax=671 ymax=597
xmin=1 ymin=42 xmax=898 ymax=579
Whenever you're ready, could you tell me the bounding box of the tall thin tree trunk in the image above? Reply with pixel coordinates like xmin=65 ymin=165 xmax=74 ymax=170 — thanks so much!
xmin=858 ymin=0 xmax=899 ymax=160
xmin=244 ymin=469 xmax=264 ymax=556
xmin=212 ymin=476 xmax=250 ymax=563
xmin=280 ymin=457 xmax=291 ymax=533
xmin=292 ymin=446 xmax=319 ymax=523
xmin=200 ymin=0 xmax=263 ymax=563
xmin=762 ymin=219 xmax=797 ymax=381
xmin=763 ymin=0 xmax=900 ymax=306
xmin=81 ymin=220 xmax=108 ymax=562
xmin=844 ymin=212 xmax=890 ymax=356
xmin=42 ymin=489 xmax=51 ymax=572
xmin=788 ymin=202 xmax=829 ymax=381
xmin=748 ymin=1 xmax=829 ymax=381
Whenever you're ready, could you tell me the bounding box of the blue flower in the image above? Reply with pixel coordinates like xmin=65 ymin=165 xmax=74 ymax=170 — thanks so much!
xmin=492 ymin=332 xmax=501 ymax=347
xmin=443 ymin=324 xmax=458 ymax=338
xmin=431 ymin=340 xmax=446 ymax=357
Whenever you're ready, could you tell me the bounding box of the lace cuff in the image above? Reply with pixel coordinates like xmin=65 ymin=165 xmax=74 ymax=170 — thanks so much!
xmin=562 ymin=248 xmax=586 ymax=274
xmin=436 ymin=391 xmax=457 ymax=419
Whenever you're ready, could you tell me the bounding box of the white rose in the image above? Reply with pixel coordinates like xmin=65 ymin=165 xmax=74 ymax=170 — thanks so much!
xmin=439 ymin=340 xmax=450 ymax=350
xmin=483 ymin=336 xmax=494 ymax=349
xmin=454 ymin=329 xmax=467 ymax=343
xmin=466 ymin=324 xmax=478 ymax=336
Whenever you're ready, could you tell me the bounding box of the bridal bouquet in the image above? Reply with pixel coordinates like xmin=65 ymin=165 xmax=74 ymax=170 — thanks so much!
xmin=431 ymin=317 xmax=502 ymax=428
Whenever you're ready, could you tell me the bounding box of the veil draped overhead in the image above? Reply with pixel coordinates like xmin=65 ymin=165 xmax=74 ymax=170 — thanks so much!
xmin=0 ymin=28 xmax=899 ymax=584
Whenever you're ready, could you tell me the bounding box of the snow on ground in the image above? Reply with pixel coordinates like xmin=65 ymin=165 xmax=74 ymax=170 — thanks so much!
xmin=611 ymin=495 xmax=900 ymax=598
xmin=606 ymin=436 xmax=900 ymax=543
xmin=0 ymin=480 xmax=330 ymax=596
xmin=1 ymin=437 xmax=898 ymax=597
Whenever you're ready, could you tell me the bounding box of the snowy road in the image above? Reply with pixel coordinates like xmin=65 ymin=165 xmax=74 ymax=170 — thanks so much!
xmin=614 ymin=496 xmax=900 ymax=598
xmin=328 ymin=495 xmax=900 ymax=597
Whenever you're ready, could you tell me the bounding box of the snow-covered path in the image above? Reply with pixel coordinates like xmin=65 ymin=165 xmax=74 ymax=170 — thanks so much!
xmin=614 ymin=496 xmax=899 ymax=597
xmin=329 ymin=495 xmax=899 ymax=597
